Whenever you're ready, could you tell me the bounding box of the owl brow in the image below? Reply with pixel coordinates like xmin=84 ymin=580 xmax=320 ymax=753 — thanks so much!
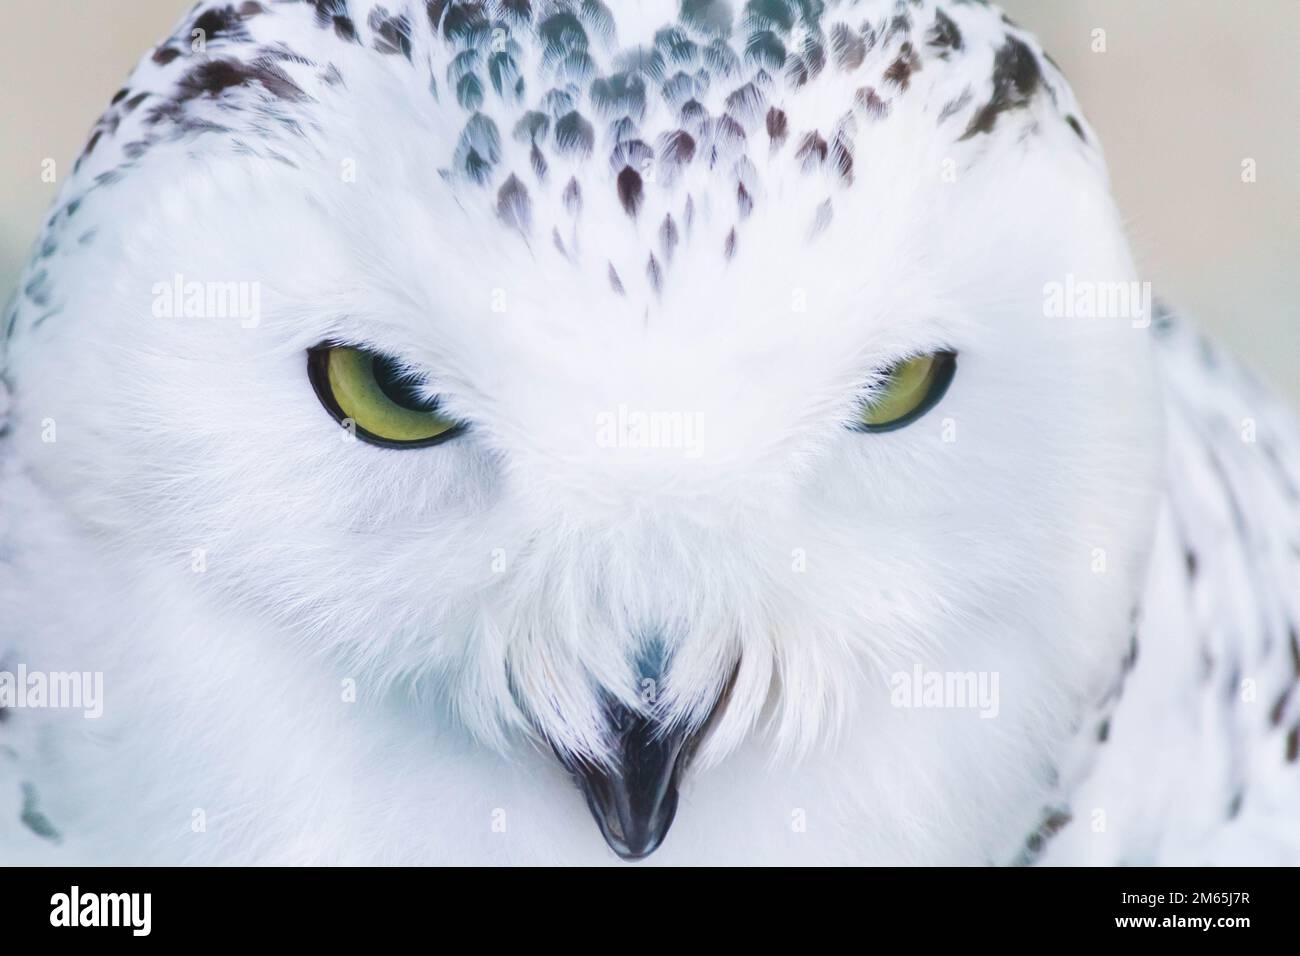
xmin=9 ymin=1 xmax=1091 ymax=346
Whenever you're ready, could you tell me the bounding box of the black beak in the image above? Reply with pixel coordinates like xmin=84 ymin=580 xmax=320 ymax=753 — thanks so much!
xmin=545 ymin=664 xmax=737 ymax=861
xmin=564 ymin=701 xmax=698 ymax=861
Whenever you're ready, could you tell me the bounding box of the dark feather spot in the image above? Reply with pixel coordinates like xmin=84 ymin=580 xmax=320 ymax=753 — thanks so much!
xmin=659 ymin=129 xmax=697 ymax=167
xmin=173 ymin=57 xmax=306 ymax=103
xmin=744 ymin=0 xmax=795 ymax=34
xmin=580 ymin=0 xmax=616 ymax=44
xmin=542 ymin=87 xmax=576 ymax=117
xmin=795 ymin=130 xmax=828 ymax=172
xmin=529 ymin=143 xmax=548 ymax=180
xmin=765 ymin=106 xmax=789 ymax=146
xmin=662 ymin=70 xmax=699 ymax=107
xmin=23 ymin=270 xmax=51 ymax=308
xmin=724 ymin=81 xmax=766 ymax=128
xmin=744 ymin=31 xmax=786 ymax=71
xmin=440 ymin=1 xmax=489 ymax=42
xmin=927 ymin=9 xmax=963 ymax=53
xmin=883 ymin=42 xmax=920 ymax=91
xmin=711 ymin=113 xmax=747 ymax=156
xmin=462 ymin=151 xmax=492 ymax=183
xmin=614 ymin=44 xmax=667 ymax=83
xmin=454 ymin=112 xmax=502 ymax=182
xmin=1021 ymin=809 xmax=1071 ymax=858
xmin=20 ymin=783 xmax=61 ymax=844
xmin=513 ymin=110 xmax=550 ymax=143
xmin=497 ymin=174 xmax=532 ymax=234
xmin=500 ymin=0 xmax=533 ymax=26
xmin=795 ymin=33 xmax=826 ymax=78
xmin=655 ymin=25 xmax=700 ymax=68
xmin=369 ymin=7 xmax=412 ymax=58
xmin=680 ymin=98 xmax=709 ymax=132
xmin=539 ymin=11 xmax=590 ymax=66
xmin=680 ymin=0 xmax=733 ymax=37
xmin=883 ymin=12 xmax=911 ymax=44
xmin=456 ymin=73 xmax=485 ymax=110
xmin=590 ymin=72 xmax=648 ymax=121
xmin=192 ymin=6 xmax=253 ymax=45
xmin=659 ymin=214 xmax=679 ymax=262
xmin=830 ymin=131 xmax=854 ymax=183
xmin=960 ymin=35 xmax=1042 ymax=140
xmin=830 ymin=22 xmax=867 ymax=70
xmin=563 ymin=176 xmax=583 ymax=215
xmin=737 ymin=181 xmax=753 ymax=219
xmin=1269 ymin=690 xmax=1290 ymax=728
xmin=489 ymin=52 xmax=523 ymax=100
xmin=608 ymin=115 xmax=639 ymax=144
xmin=610 ymin=139 xmax=653 ymax=173
xmin=646 ymin=253 xmax=663 ymax=294
xmin=702 ymin=38 xmax=740 ymax=76
xmin=555 ymin=110 xmax=595 ymax=157
xmin=616 ymin=165 xmax=644 ymax=217
xmin=309 ymin=0 xmax=358 ymax=43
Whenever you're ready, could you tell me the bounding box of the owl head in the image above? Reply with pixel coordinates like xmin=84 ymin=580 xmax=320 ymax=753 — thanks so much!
xmin=4 ymin=0 xmax=1164 ymax=859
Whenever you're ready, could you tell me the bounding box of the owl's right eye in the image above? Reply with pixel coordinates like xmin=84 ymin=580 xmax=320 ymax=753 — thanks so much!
xmin=307 ymin=345 xmax=466 ymax=448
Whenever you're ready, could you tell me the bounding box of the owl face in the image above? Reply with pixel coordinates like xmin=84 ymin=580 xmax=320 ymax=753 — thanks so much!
xmin=6 ymin=0 xmax=1166 ymax=858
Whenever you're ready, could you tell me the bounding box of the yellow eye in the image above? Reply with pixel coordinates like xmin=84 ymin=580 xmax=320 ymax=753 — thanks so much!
xmin=855 ymin=351 xmax=957 ymax=432
xmin=307 ymin=345 xmax=465 ymax=448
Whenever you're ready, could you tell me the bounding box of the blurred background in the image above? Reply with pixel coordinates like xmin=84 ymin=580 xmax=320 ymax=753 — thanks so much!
xmin=1 ymin=1 xmax=1296 ymax=402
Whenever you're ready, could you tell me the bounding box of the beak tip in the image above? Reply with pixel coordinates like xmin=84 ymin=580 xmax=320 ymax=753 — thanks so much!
xmin=609 ymin=838 xmax=666 ymax=862
xmin=579 ymin=770 xmax=680 ymax=862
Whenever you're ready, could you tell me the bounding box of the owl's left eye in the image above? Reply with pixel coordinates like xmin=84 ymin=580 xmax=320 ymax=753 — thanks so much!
xmin=307 ymin=345 xmax=466 ymax=448
xmin=853 ymin=351 xmax=958 ymax=433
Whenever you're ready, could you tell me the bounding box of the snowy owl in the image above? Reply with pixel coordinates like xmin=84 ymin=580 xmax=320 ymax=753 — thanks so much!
xmin=1 ymin=0 xmax=1297 ymax=866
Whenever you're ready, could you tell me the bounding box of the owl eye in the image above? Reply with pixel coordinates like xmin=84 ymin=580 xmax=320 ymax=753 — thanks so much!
xmin=854 ymin=351 xmax=957 ymax=433
xmin=307 ymin=345 xmax=466 ymax=448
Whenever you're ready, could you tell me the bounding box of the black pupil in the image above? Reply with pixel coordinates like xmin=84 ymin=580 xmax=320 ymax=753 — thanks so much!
xmin=371 ymin=354 xmax=440 ymax=413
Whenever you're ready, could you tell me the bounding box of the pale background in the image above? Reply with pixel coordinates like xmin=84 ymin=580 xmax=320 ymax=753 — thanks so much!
xmin=1 ymin=1 xmax=1296 ymax=402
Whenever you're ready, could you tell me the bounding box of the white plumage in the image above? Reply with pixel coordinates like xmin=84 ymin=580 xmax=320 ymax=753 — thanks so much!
xmin=0 ymin=0 xmax=1296 ymax=864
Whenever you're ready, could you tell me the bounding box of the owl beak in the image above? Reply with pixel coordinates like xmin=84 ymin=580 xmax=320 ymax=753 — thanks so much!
xmin=564 ymin=701 xmax=697 ymax=861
